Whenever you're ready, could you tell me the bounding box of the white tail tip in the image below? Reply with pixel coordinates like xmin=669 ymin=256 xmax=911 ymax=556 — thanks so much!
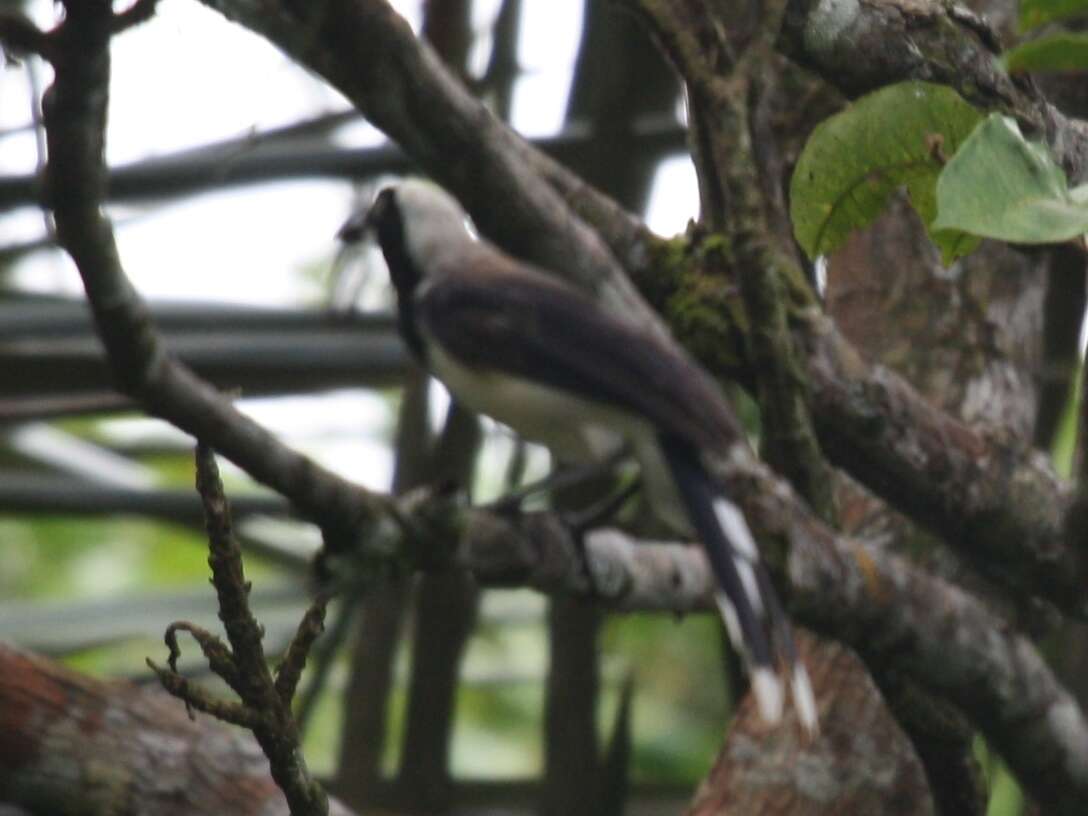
xmin=791 ymin=664 xmax=819 ymax=736
xmin=751 ymin=667 xmax=785 ymax=725
xmin=714 ymin=592 xmax=746 ymax=660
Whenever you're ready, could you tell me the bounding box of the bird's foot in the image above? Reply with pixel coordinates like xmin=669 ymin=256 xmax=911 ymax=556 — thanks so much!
xmin=484 ymin=455 xmax=628 ymax=517
xmin=560 ymin=479 xmax=641 ymax=595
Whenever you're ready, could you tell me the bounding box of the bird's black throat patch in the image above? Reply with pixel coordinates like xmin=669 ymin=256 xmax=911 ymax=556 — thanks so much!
xmin=371 ymin=189 xmax=427 ymax=362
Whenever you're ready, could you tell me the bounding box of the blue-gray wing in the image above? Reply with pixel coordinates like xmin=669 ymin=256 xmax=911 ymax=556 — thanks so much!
xmin=414 ymin=268 xmax=741 ymax=451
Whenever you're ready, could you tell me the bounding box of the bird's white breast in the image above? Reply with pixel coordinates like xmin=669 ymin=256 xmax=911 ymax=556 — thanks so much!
xmin=422 ymin=331 xmax=694 ymax=538
xmin=424 ymin=339 xmax=639 ymax=464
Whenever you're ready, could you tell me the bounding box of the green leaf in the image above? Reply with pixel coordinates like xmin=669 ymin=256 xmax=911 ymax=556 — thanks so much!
xmin=790 ymin=81 xmax=982 ymax=264
xmin=1019 ymin=0 xmax=1088 ymax=32
xmin=1003 ymin=33 xmax=1088 ymax=74
xmin=933 ymin=113 xmax=1088 ymax=243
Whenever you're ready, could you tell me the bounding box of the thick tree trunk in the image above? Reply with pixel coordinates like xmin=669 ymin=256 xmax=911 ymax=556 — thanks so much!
xmin=0 ymin=643 xmax=355 ymax=816
xmin=689 ymin=637 xmax=934 ymax=816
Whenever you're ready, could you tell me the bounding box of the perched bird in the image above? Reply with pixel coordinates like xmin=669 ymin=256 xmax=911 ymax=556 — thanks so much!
xmin=357 ymin=178 xmax=816 ymax=732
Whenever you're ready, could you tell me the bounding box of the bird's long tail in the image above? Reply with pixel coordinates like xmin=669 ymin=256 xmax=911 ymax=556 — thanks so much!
xmin=660 ymin=435 xmax=817 ymax=734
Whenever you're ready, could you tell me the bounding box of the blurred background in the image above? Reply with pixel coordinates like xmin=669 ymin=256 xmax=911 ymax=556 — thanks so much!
xmin=3 ymin=1 xmax=1070 ymax=813
xmin=0 ymin=1 xmax=737 ymax=813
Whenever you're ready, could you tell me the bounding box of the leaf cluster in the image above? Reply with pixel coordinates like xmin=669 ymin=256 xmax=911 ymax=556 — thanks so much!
xmin=791 ymin=80 xmax=1088 ymax=264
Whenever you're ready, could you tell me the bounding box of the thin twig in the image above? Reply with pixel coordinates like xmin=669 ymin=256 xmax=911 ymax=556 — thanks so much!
xmin=0 ymin=14 xmax=50 ymax=59
xmin=111 ymin=0 xmax=163 ymax=33
xmin=294 ymin=595 xmax=359 ymax=734
xmin=275 ymin=597 xmax=331 ymax=705
xmin=150 ymin=444 xmax=330 ymax=816
xmin=33 ymin=11 xmax=330 ymax=812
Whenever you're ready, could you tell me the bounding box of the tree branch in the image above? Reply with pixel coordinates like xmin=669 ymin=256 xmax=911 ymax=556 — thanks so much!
xmin=0 ymin=643 xmax=357 ymax=816
xmin=30 ymin=0 xmax=1088 ymax=808
xmin=0 ymin=13 xmax=50 ymax=59
xmin=0 ymin=113 xmax=685 ymax=214
xmin=633 ymin=0 xmax=835 ymax=519
xmin=689 ymin=638 xmax=935 ymax=815
xmin=36 ymin=2 xmax=388 ymax=546
xmin=0 ymin=300 xmax=408 ymax=420
xmin=150 ymin=445 xmax=330 ymax=816
xmin=713 ymin=453 xmax=1088 ymax=814
xmin=448 ymin=491 xmax=1088 ymax=812
xmin=198 ymin=0 xmax=656 ymax=322
xmin=192 ymin=0 xmax=1087 ymax=620
xmin=111 ymin=0 xmax=162 ymax=33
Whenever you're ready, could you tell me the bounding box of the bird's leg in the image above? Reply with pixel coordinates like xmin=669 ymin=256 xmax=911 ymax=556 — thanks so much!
xmin=562 ymin=476 xmax=642 ymax=534
xmin=486 ymin=447 xmax=638 ymax=595
xmin=563 ymin=476 xmax=643 ymax=596
xmin=485 ymin=447 xmax=631 ymax=516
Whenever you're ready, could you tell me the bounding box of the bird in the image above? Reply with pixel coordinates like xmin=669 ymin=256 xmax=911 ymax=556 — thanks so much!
xmin=354 ymin=177 xmax=817 ymax=733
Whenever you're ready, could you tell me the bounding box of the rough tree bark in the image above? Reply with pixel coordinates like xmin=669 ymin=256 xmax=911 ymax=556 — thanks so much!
xmin=1 ymin=0 xmax=1087 ymax=813
xmin=689 ymin=640 xmax=934 ymax=815
xmin=0 ymin=644 xmax=356 ymax=816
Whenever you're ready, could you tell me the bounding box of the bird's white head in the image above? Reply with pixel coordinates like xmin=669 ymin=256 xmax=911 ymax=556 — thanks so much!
xmin=358 ymin=178 xmax=475 ymax=302
xmin=377 ymin=179 xmax=473 ymax=271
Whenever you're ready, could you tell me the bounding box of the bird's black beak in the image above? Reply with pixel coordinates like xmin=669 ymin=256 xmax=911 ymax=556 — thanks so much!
xmin=336 ymin=208 xmax=371 ymax=246
xmin=330 ymin=194 xmax=387 ymax=310
xmin=337 ymin=189 xmax=393 ymax=246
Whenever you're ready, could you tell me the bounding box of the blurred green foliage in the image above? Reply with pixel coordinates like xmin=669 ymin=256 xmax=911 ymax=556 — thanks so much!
xmin=0 ymin=516 xmax=212 ymax=601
